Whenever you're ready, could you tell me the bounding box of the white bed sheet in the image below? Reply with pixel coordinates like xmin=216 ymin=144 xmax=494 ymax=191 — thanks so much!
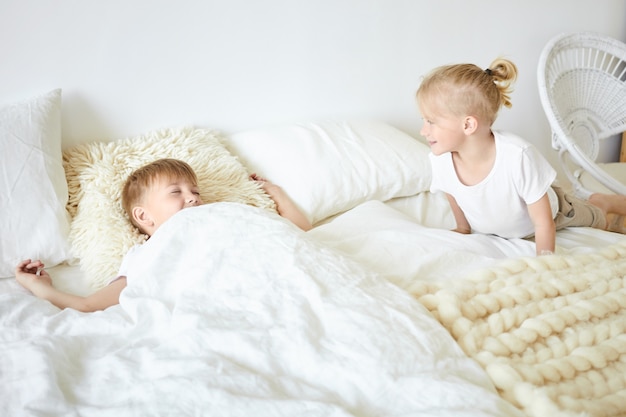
xmin=310 ymin=197 xmax=625 ymax=291
xmin=0 ymin=203 xmax=524 ymax=417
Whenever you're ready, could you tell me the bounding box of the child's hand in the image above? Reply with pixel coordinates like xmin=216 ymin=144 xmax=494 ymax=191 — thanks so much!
xmin=249 ymin=173 xmax=264 ymax=182
xmin=15 ymin=259 xmax=52 ymax=292
xmin=250 ymin=173 xmax=282 ymax=196
xmin=249 ymin=173 xmax=270 ymax=186
xmin=249 ymin=173 xmax=312 ymax=231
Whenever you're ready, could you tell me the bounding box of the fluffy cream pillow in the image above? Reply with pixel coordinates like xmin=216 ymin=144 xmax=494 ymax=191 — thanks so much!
xmin=63 ymin=127 xmax=276 ymax=289
xmin=0 ymin=89 xmax=72 ymax=277
xmin=226 ymin=120 xmax=432 ymax=225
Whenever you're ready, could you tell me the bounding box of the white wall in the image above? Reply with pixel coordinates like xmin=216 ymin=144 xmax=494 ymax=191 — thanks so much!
xmin=1 ymin=0 xmax=625 ymax=179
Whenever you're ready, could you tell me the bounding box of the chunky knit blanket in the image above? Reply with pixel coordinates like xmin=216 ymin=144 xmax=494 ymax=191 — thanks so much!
xmin=411 ymin=239 xmax=626 ymax=417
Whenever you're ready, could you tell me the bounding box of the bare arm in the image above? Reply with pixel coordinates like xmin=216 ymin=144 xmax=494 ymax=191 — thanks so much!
xmin=446 ymin=193 xmax=471 ymax=234
xmin=527 ymin=193 xmax=556 ymax=256
xmin=15 ymin=259 xmax=126 ymax=312
xmin=250 ymin=174 xmax=313 ymax=231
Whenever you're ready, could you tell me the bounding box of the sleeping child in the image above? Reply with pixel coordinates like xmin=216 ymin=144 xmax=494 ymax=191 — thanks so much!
xmin=15 ymin=158 xmax=311 ymax=311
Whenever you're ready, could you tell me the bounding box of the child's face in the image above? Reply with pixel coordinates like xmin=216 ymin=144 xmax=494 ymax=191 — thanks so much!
xmin=140 ymin=175 xmax=203 ymax=234
xmin=418 ymin=101 xmax=466 ymax=156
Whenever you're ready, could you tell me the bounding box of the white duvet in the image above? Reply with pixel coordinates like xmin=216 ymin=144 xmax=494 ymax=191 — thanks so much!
xmin=0 ymin=203 xmax=523 ymax=417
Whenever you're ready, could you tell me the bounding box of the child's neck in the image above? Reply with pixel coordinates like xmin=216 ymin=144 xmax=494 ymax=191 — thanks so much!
xmin=452 ymin=130 xmax=495 ymax=186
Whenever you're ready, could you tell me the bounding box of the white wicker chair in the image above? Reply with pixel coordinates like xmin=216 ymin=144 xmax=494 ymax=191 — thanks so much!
xmin=537 ymin=31 xmax=626 ymax=198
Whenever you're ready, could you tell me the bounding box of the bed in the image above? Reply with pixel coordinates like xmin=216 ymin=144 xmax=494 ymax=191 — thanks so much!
xmin=1 ymin=89 xmax=625 ymax=417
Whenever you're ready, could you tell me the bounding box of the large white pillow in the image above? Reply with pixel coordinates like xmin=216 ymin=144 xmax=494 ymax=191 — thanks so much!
xmin=226 ymin=120 xmax=432 ymax=225
xmin=0 ymin=89 xmax=72 ymax=277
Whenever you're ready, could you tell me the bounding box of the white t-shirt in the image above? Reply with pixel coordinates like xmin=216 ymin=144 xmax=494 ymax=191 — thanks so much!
xmin=429 ymin=130 xmax=557 ymax=238
xmin=107 ymin=244 xmax=143 ymax=285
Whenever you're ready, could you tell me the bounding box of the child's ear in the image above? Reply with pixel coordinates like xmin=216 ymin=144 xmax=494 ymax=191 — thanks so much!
xmin=132 ymin=206 xmax=154 ymax=230
xmin=463 ymin=116 xmax=478 ymax=134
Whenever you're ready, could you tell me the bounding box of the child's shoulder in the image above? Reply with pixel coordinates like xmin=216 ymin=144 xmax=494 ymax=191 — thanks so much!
xmin=493 ymin=130 xmax=532 ymax=149
xmin=494 ymin=130 xmax=552 ymax=169
xmin=493 ymin=130 xmax=530 ymax=145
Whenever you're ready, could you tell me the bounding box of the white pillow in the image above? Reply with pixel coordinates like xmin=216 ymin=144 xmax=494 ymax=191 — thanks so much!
xmin=0 ymin=89 xmax=72 ymax=277
xmin=226 ymin=120 xmax=432 ymax=225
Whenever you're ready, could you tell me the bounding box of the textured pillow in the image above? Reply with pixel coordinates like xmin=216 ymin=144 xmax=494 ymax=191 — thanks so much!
xmin=63 ymin=127 xmax=276 ymax=289
xmin=0 ymin=89 xmax=72 ymax=278
xmin=226 ymin=120 xmax=432 ymax=225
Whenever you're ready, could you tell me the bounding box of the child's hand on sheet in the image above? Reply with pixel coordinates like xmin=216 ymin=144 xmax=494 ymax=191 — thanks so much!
xmin=15 ymin=259 xmax=53 ymax=293
xmin=16 ymin=258 xmax=125 ymax=311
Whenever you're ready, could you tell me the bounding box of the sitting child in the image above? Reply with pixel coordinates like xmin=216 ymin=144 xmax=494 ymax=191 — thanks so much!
xmin=15 ymin=158 xmax=311 ymax=311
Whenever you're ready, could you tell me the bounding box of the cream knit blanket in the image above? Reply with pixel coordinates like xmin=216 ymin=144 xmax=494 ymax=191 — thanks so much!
xmin=411 ymin=240 xmax=626 ymax=417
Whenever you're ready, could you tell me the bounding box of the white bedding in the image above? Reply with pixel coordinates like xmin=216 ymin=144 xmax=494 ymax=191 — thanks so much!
xmin=0 ymin=203 xmax=524 ymax=417
xmin=310 ymin=199 xmax=626 ymax=291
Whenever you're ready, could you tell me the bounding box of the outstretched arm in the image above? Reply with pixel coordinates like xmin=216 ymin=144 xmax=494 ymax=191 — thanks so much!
xmin=250 ymin=174 xmax=312 ymax=231
xmin=15 ymin=259 xmax=126 ymax=312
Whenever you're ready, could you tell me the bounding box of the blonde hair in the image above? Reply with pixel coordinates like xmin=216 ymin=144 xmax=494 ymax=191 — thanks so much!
xmin=416 ymin=58 xmax=518 ymax=126
xmin=122 ymin=158 xmax=198 ymax=232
